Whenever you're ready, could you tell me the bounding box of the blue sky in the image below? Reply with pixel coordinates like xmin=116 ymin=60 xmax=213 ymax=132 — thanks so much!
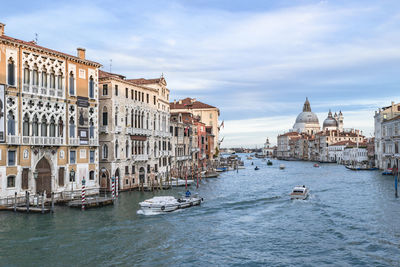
xmin=2 ymin=0 xmax=400 ymax=147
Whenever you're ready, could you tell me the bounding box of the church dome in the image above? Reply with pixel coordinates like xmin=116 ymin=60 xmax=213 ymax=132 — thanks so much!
xmin=295 ymin=112 xmax=319 ymax=124
xmin=292 ymin=98 xmax=320 ymax=134
xmin=323 ymin=110 xmax=338 ymax=128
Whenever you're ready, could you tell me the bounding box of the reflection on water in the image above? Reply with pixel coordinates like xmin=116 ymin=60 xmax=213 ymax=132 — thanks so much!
xmin=1 ymin=155 xmax=400 ymax=266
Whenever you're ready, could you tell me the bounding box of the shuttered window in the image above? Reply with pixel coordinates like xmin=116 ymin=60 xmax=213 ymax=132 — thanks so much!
xmin=22 ymin=168 xmax=29 ymax=190
xmin=58 ymin=167 xmax=65 ymax=186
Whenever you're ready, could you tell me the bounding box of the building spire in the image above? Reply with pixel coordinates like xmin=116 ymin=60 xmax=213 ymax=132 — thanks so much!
xmin=303 ymin=97 xmax=311 ymax=112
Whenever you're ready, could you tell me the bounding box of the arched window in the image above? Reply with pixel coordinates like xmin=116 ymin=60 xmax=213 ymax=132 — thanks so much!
xmin=7 ymin=111 xmax=15 ymax=135
xmin=126 ymin=140 xmax=129 ymax=158
xmin=115 ymin=140 xmax=119 ymax=159
xmin=134 ymin=111 xmax=138 ymax=128
xmin=23 ymin=114 xmax=29 ymax=136
xmin=146 ymin=113 xmax=149 ymax=129
xmin=7 ymin=58 xmax=15 ymax=86
xmin=154 ymin=115 xmax=156 ymax=130
xmin=147 ymin=141 xmax=150 ymax=154
xmin=69 ymin=117 xmax=75 ymax=138
xmin=102 ymin=107 xmax=108 ymax=126
xmin=58 ymin=118 xmax=64 ymax=137
xmin=89 ymin=119 xmax=94 ymax=138
xmin=89 ymin=76 xmax=94 ymax=98
xmin=32 ymin=115 xmax=39 ymax=136
xmin=115 ymin=107 xmax=118 ymax=127
xmin=102 ymin=144 xmax=108 ymax=159
xmin=131 ymin=110 xmax=134 ymax=127
xmin=69 ymin=71 xmax=75 ymax=95
xmin=89 ymin=171 xmax=95 ymax=181
xmin=41 ymin=68 xmax=48 ymax=88
xmin=50 ymin=70 xmax=55 ymax=89
xmin=32 ymin=65 xmax=38 ymax=88
xmin=57 ymin=73 xmax=63 ymax=97
xmin=125 ymin=108 xmax=128 ymax=127
xmin=41 ymin=116 xmax=48 ymax=137
xmin=49 ymin=117 xmax=56 ymax=137
xmin=23 ymin=64 xmax=30 ymax=86
xmin=154 ymin=142 xmax=157 ymax=157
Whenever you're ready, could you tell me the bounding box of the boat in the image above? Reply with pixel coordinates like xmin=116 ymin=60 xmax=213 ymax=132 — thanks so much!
xmin=382 ymin=168 xmax=393 ymax=175
xmin=164 ymin=177 xmax=194 ymax=187
xmin=290 ymin=185 xmax=309 ymax=200
xmin=237 ymin=166 xmax=246 ymax=169
xmin=279 ymin=164 xmax=285 ymax=170
xmin=254 ymin=166 xmax=259 ymax=170
xmin=202 ymin=171 xmax=219 ymax=178
xmin=176 ymin=193 xmax=203 ymax=208
xmin=255 ymin=153 xmax=267 ymax=159
xmin=313 ymin=163 xmax=319 ymax=168
xmin=139 ymin=196 xmax=180 ymax=214
xmin=345 ymin=165 xmax=378 ymax=171
xmin=216 ymin=167 xmax=227 ymax=172
xmin=267 ymin=160 xmax=273 ymax=166
xmin=247 ymin=156 xmax=253 ymax=160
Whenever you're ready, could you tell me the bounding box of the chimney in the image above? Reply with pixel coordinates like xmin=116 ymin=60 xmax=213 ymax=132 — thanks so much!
xmin=179 ymin=100 xmax=182 ymax=104
xmin=0 ymin=22 xmax=5 ymax=36
xmin=77 ymin=48 xmax=86 ymax=60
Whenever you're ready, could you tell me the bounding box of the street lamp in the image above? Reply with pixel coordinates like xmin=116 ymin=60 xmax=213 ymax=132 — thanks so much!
xmin=33 ymin=171 xmax=38 ymax=180
xmin=70 ymin=168 xmax=75 ymax=192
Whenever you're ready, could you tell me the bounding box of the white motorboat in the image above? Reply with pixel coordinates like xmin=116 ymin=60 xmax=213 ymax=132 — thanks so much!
xmin=290 ymin=185 xmax=309 ymax=200
xmin=237 ymin=166 xmax=246 ymax=169
xmin=139 ymin=196 xmax=180 ymax=214
xmin=177 ymin=194 xmax=203 ymax=208
xmin=279 ymin=164 xmax=285 ymax=170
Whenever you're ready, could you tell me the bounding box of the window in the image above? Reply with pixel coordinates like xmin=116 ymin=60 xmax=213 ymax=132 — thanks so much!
xmin=32 ymin=115 xmax=39 ymax=136
xmin=7 ymin=111 xmax=15 ymax=135
xmin=69 ymin=72 xmax=75 ymax=95
xmin=24 ymin=65 xmax=30 ymax=85
xmin=131 ymin=89 xmax=133 ymax=100
xmin=102 ymin=107 xmax=108 ymax=126
xmin=89 ymin=76 xmax=94 ymax=98
xmin=8 ymin=150 xmax=16 ymax=166
xmin=102 ymin=145 xmax=108 ymax=159
xmin=41 ymin=116 xmax=48 ymax=137
xmin=153 ymin=96 xmax=156 ymax=105
xmin=125 ymin=166 xmax=129 ymax=175
xmin=89 ymin=170 xmax=95 ymax=180
xmin=90 ymin=150 xmax=95 ymax=163
xmin=125 ymin=88 xmax=128 ymax=98
xmin=7 ymin=58 xmax=15 ymax=86
xmin=69 ymin=118 xmax=75 ymax=138
xmin=7 ymin=176 xmax=15 ymax=188
xmin=103 ymin=84 xmax=108 ymax=96
xmin=138 ymin=91 xmax=141 ymax=101
xmin=135 ymin=91 xmax=137 ymax=100
xmin=70 ymin=150 xmax=76 ymax=164
xmin=115 ymin=141 xmax=119 ymax=159
xmin=147 ymin=94 xmax=149 ymax=103
xmin=115 ymin=84 xmax=118 ymax=96
xmin=142 ymin=92 xmax=144 ymax=102
xmin=126 ymin=141 xmax=129 ymax=158
xmin=41 ymin=70 xmax=48 ymax=88
xmin=49 ymin=117 xmax=56 ymax=137
xmin=132 ymin=165 xmax=135 ymax=174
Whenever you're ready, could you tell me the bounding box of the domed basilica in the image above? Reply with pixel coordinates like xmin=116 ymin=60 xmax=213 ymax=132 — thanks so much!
xmin=292 ymin=98 xmax=344 ymax=134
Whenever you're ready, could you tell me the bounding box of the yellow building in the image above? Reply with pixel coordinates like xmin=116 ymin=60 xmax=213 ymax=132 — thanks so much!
xmin=0 ymin=23 xmax=101 ymax=198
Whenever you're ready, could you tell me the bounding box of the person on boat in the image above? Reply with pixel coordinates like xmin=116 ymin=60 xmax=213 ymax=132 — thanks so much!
xmin=251 ymin=162 xmax=254 ymax=165
xmin=186 ymin=190 xmax=191 ymax=197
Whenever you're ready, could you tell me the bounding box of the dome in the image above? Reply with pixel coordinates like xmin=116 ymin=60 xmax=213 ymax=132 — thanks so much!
xmin=323 ymin=110 xmax=338 ymax=129
xmin=295 ymin=112 xmax=319 ymax=124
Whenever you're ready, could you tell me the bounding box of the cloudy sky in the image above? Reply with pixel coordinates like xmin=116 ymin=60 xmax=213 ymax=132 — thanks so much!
xmin=2 ymin=0 xmax=400 ymax=147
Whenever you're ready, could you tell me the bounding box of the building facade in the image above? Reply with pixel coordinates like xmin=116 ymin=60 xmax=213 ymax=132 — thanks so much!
xmin=98 ymin=71 xmax=171 ymax=190
xmin=0 ymin=23 xmax=101 ymax=198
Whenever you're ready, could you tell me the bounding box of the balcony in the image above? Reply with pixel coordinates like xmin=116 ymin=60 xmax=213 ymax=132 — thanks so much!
xmin=32 ymin=85 xmax=39 ymax=94
xmin=126 ymin=128 xmax=133 ymax=135
xmin=134 ymin=154 xmax=149 ymax=161
xmin=99 ymin=126 xmax=109 ymax=134
xmin=7 ymin=135 xmax=20 ymax=145
xmin=69 ymin=138 xmax=80 ymax=146
xmin=115 ymin=126 xmax=122 ymax=133
xmin=177 ymin=155 xmax=191 ymax=161
xmin=89 ymin=138 xmax=99 ymax=146
xmin=21 ymin=136 xmax=64 ymax=146
xmin=191 ymin=147 xmax=200 ymax=152
xmin=23 ymin=84 xmax=29 ymax=92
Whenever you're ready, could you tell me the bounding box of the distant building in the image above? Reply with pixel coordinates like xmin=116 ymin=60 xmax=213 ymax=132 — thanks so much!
xmin=262 ymin=138 xmax=274 ymax=157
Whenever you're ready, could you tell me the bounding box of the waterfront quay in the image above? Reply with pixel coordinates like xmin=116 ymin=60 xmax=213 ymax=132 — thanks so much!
xmin=1 ymin=156 xmax=400 ymax=266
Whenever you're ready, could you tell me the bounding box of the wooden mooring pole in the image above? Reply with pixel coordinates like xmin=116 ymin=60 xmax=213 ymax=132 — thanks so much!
xmin=14 ymin=192 xmax=17 ymax=212
xmin=41 ymin=193 xmax=45 ymax=214
xmin=26 ymin=191 xmax=30 ymax=213
xmin=51 ymin=192 xmax=55 ymax=213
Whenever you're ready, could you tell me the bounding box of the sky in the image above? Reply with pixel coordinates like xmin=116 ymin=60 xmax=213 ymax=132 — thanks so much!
xmin=2 ymin=0 xmax=400 ymax=148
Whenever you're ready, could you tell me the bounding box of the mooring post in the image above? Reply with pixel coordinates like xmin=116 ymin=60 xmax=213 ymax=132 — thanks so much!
xmin=26 ymin=191 xmax=30 ymax=213
xmin=51 ymin=192 xmax=55 ymax=213
xmin=14 ymin=192 xmax=17 ymax=212
xmin=41 ymin=193 xmax=45 ymax=214
xmin=111 ymin=176 xmax=115 ymax=201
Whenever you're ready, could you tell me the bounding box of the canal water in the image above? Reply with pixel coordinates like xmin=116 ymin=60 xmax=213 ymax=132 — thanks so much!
xmin=1 ymin=155 xmax=400 ymax=266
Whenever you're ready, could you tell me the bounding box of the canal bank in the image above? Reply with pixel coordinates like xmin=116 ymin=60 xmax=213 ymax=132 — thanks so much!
xmin=1 ymin=155 xmax=400 ymax=266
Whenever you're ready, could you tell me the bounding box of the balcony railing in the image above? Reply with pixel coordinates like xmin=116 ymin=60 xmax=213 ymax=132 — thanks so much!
xmin=23 ymin=84 xmax=29 ymax=92
xmin=89 ymin=138 xmax=99 ymax=146
xmin=32 ymin=85 xmax=39 ymax=94
xmin=69 ymin=138 xmax=80 ymax=146
xmin=7 ymin=135 xmax=20 ymax=145
xmin=21 ymin=136 xmax=64 ymax=146
xmin=126 ymin=128 xmax=133 ymax=135
xmin=177 ymin=155 xmax=191 ymax=161
xmin=99 ymin=126 xmax=108 ymax=133
xmin=134 ymin=154 xmax=149 ymax=161
xmin=115 ymin=126 xmax=122 ymax=133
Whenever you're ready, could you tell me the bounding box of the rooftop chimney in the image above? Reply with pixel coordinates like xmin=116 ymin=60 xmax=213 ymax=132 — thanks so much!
xmin=77 ymin=48 xmax=86 ymax=60
xmin=0 ymin=22 xmax=5 ymax=36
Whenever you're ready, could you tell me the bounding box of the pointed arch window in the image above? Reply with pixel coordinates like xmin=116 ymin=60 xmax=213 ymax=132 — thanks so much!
xmin=32 ymin=115 xmax=39 ymax=136
xmin=115 ymin=140 xmax=119 ymax=159
xmin=49 ymin=117 xmax=56 ymax=137
xmin=7 ymin=58 xmax=15 ymax=86
xmin=102 ymin=144 xmax=108 ymax=159
xmin=23 ymin=114 xmax=30 ymax=136
xmin=41 ymin=116 xmax=48 ymax=137
xmin=69 ymin=117 xmax=75 ymax=138
xmin=69 ymin=71 xmax=75 ymax=95
xmin=23 ymin=64 xmax=30 ymax=86
xmin=89 ymin=76 xmax=94 ymax=99
xmin=115 ymin=107 xmax=118 ymax=127
xmin=41 ymin=69 xmax=48 ymax=88
xmin=58 ymin=118 xmax=64 ymax=137
xmin=7 ymin=111 xmax=15 ymax=135
xmin=50 ymin=70 xmax=55 ymax=89
xmin=89 ymin=119 xmax=94 ymax=138
xmin=126 ymin=140 xmax=129 ymax=158
xmin=32 ymin=65 xmax=39 ymax=88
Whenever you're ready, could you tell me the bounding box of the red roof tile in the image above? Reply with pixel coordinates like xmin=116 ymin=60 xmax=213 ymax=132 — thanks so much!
xmin=170 ymin=98 xmax=216 ymax=109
